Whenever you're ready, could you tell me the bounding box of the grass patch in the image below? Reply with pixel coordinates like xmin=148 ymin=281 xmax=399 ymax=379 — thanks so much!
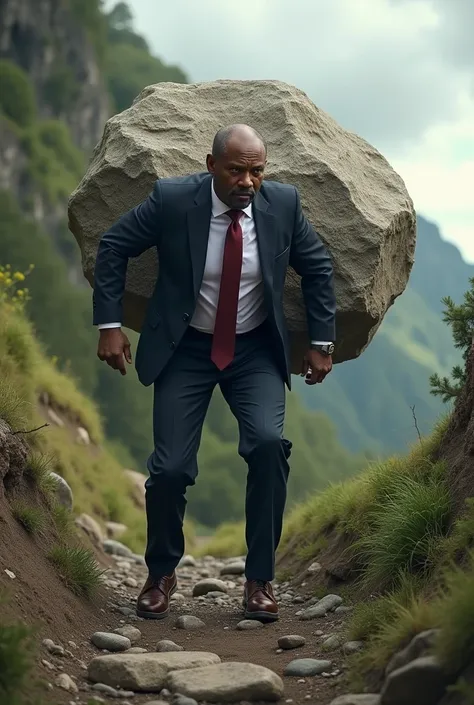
xmin=50 ymin=502 xmax=74 ymax=537
xmin=48 ymin=544 xmax=104 ymax=597
xmin=0 ymin=611 xmax=38 ymax=705
xmin=434 ymin=555 xmax=474 ymax=675
xmin=11 ymin=501 xmax=46 ymax=535
xmin=196 ymin=520 xmax=246 ymax=558
xmin=0 ymin=378 xmax=30 ymax=431
xmin=352 ymin=470 xmax=452 ymax=592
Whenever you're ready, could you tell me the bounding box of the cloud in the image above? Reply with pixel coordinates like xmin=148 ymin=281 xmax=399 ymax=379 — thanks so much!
xmin=127 ymin=0 xmax=471 ymax=149
xmin=121 ymin=0 xmax=474 ymax=260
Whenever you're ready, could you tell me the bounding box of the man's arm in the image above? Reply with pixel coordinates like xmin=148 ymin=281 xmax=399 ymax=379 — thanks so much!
xmin=93 ymin=180 xmax=162 ymax=375
xmin=289 ymin=187 xmax=336 ymax=343
xmin=93 ymin=180 xmax=162 ymax=325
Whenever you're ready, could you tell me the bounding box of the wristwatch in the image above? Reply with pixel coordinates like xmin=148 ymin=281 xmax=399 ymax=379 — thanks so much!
xmin=310 ymin=342 xmax=335 ymax=356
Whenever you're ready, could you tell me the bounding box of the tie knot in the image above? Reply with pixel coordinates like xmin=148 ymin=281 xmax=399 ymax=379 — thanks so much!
xmin=226 ymin=209 xmax=243 ymax=223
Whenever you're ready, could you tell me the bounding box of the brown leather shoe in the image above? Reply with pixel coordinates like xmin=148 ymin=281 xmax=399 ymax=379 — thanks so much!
xmin=243 ymin=580 xmax=279 ymax=622
xmin=136 ymin=572 xmax=177 ymax=619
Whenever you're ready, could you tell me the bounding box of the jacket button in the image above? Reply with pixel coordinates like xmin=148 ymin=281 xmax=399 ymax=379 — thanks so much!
xmin=183 ymin=313 xmax=190 ymax=322
xmin=169 ymin=341 xmax=176 ymax=350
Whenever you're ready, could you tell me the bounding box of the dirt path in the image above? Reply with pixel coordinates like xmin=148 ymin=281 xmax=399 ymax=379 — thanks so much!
xmin=40 ymin=550 xmax=353 ymax=705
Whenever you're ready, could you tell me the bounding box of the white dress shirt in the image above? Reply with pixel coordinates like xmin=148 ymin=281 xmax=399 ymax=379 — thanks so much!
xmin=97 ymin=180 xmax=331 ymax=346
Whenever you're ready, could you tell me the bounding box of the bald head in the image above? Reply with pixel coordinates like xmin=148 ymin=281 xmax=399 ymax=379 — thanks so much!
xmin=207 ymin=124 xmax=267 ymax=209
xmin=212 ymin=124 xmax=267 ymax=159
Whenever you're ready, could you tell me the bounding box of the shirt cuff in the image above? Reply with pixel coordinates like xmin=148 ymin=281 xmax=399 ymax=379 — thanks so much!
xmin=97 ymin=322 xmax=122 ymax=329
xmin=310 ymin=341 xmax=332 ymax=345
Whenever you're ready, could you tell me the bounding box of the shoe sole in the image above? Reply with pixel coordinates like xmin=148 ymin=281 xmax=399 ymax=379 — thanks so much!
xmin=243 ymin=609 xmax=279 ymax=622
xmin=242 ymin=600 xmax=279 ymax=623
xmin=136 ymin=583 xmax=177 ymax=620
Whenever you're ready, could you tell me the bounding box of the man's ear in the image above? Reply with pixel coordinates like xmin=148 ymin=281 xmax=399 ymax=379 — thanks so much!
xmin=206 ymin=154 xmax=215 ymax=174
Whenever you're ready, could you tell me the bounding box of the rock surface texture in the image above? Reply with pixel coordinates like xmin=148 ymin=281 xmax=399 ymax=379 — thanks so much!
xmin=68 ymin=79 xmax=416 ymax=369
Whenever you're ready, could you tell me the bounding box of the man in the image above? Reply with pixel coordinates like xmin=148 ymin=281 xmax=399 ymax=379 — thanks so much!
xmin=93 ymin=124 xmax=336 ymax=622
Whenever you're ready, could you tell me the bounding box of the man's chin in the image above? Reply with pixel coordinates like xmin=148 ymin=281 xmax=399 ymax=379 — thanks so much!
xmin=231 ymin=194 xmax=254 ymax=208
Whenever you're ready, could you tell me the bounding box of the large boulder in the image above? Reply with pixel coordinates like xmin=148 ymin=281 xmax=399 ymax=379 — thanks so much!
xmin=68 ymin=79 xmax=416 ymax=368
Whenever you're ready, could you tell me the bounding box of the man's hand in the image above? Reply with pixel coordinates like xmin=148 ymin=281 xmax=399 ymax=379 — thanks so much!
xmin=301 ymin=349 xmax=333 ymax=385
xmin=97 ymin=328 xmax=132 ymax=375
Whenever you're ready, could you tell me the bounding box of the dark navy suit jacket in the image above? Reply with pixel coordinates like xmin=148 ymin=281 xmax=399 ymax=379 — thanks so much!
xmin=93 ymin=172 xmax=336 ymax=389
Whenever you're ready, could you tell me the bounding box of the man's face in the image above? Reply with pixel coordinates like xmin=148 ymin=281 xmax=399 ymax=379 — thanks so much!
xmin=207 ymin=137 xmax=266 ymax=210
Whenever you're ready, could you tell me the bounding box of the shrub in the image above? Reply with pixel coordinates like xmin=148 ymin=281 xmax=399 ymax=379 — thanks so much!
xmin=0 ymin=615 xmax=37 ymax=705
xmin=0 ymin=60 xmax=36 ymax=127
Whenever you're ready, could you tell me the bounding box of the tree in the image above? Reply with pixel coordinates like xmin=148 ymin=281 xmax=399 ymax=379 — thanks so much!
xmin=430 ymin=278 xmax=474 ymax=402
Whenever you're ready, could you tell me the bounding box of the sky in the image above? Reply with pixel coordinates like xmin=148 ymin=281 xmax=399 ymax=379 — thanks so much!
xmin=118 ymin=0 xmax=474 ymax=262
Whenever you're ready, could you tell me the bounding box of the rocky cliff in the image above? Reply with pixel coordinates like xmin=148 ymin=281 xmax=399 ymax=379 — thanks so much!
xmin=0 ymin=0 xmax=109 ymax=271
xmin=0 ymin=0 xmax=109 ymax=150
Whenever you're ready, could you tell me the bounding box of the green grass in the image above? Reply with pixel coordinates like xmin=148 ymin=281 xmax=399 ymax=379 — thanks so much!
xmin=0 ymin=615 xmax=38 ymax=705
xmin=434 ymin=556 xmax=474 ymax=675
xmin=196 ymin=520 xmax=246 ymax=558
xmin=50 ymin=502 xmax=74 ymax=537
xmin=0 ymin=377 xmax=30 ymax=431
xmin=11 ymin=501 xmax=46 ymax=535
xmin=48 ymin=545 xmax=104 ymax=597
xmin=352 ymin=470 xmax=452 ymax=592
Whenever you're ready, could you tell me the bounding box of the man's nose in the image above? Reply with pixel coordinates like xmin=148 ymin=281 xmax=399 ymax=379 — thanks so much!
xmin=239 ymin=173 xmax=253 ymax=189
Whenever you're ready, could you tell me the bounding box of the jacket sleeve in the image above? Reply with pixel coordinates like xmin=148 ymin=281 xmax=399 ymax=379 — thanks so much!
xmin=92 ymin=180 xmax=162 ymax=325
xmin=289 ymin=187 xmax=336 ymax=342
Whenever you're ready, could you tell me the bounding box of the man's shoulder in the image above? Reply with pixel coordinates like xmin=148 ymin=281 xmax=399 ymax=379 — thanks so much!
xmin=155 ymin=171 xmax=209 ymax=192
xmin=260 ymin=180 xmax=297 ymax=208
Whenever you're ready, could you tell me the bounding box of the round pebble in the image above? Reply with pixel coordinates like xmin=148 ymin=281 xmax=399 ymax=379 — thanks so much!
xmin=236 ymin=619 xmax=264 ymax=630
xmin=90 ymin=632 xmax=131 ymax=652
xmin=278 ymin=635 xmax=306 ymax=650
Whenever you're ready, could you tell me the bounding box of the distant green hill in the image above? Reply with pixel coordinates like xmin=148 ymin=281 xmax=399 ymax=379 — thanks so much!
xmin=295 ymin=215 xmax=471 ymax=454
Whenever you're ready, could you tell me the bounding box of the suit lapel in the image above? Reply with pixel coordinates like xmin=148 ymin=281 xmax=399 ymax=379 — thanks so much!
xmin=187 ymin=176 xmax=212 ymax=300
xmin=253 ymin=191 xmax=277 ymax=294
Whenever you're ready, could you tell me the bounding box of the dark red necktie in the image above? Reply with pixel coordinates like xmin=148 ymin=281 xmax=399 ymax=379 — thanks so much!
xmin=211 ymin=209 xmax=244 ymax=370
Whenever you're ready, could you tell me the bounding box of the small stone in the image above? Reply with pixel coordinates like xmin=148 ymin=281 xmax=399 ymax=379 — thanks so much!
xmin=114 ymin=625 xmax=142 ymax=645
xmin=42 ymin=639 xmax=65 ymax=656
xmin=236 ymin=620 xmax=264 ymax=630
xmin=220 ymin=561 xmax=245 ymax=576
xmin=92 ymin=683 xmax=119 ymax=696
xmin=299 ymin=595 xmax=343 ymax=620
xmin=4 ymin=569 xmax=16 ymax=579
xmin=307 ymin=561 xmax=322 ymax=575
xmin=117 ymin=607 xmax=135 ymax=617
xmin=328 ymin=696 xmax=381 ymax=705
xmin=127 ymin=647 xmax=148 ymax=653
xmin=292 ymin=596 xmax=304 ymax=604
xmin=171 ymin=695 xmax=198 ymax=705
xmin=42 ymin=659 xmax=56 ymax=671
xmin=54 ymin=673 xmax=78 ymax=693
xmin=171 ymin=593 xmax=186 ymax=603
xmin=156 ymin=639 xmax=184 ymax=652
xmin=178 ymin=555 xmax=196 ymax=567
xmin=192 ymin=579 xmax=228 ymax=597
xmin=67 ymin=641 xmax=77 ymax=649
xmin=335 ymin=606 xmax=353 ymax=615
xmin=91 ymin=632 xmax=132 ymax=652
xmin=124 ymin=577 xmax=138 ymax=588
xmin=284 ymin=659 xmax=332 ymax=677
xmin=278 ymin=635 xmax=306 ymax=650
xmin=322 ymin=635 xmax=341 ymax=651
xmin=103 ymin=539 xmax=134 ymax=557
xmin=343 ymin=641 xmax=364 ymax=655
xmin=175 ymin=615 xmax=205 ymax=630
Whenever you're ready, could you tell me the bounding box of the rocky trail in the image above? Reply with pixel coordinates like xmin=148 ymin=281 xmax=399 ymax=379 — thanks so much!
xmin=36 ymin=543 xmax=365 ymax=705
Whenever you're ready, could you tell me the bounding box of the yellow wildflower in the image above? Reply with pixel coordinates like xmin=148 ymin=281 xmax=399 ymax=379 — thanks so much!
xmin=13 ymin=271 xmax=25 ymax=281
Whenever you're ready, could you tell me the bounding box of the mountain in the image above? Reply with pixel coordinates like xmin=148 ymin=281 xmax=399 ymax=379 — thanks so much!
xmin=295 ymin=215 xmax=473 ymax=454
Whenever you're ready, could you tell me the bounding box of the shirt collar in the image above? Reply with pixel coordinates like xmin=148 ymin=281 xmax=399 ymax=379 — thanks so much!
xmin=211 ymin=179 xmax=253 ymax=220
